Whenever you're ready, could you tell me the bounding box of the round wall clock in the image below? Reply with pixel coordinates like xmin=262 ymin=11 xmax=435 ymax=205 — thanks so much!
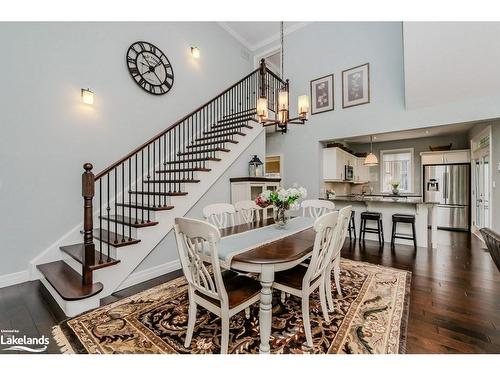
xmin=126 ymin=41 xmax=174 ymax=95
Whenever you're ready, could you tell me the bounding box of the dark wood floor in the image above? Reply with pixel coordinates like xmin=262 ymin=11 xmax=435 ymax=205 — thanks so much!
xmin=0 ymin=230 xmax=498 ymax=354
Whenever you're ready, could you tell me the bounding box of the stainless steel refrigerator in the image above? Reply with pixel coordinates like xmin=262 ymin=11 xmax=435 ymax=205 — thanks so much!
xmin=423 ymin=164 xmax=470 ymax=231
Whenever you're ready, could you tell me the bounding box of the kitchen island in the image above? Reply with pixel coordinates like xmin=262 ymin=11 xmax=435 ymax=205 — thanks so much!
xmin=322 ymin=195 xmax=438 ymax=249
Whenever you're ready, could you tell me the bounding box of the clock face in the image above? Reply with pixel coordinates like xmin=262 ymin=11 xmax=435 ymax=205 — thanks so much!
xmin=126 ymin=41 xmax=174 ymax=95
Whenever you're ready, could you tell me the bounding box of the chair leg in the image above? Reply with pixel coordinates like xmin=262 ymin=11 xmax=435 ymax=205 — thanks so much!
xmin=185 ymin=300 xmax=197 ymax=348
xmin=334 ymin=260 xmax=342 ymax=298
xmin=352 ymin=215 xmax=356 ymax=240
xmin=359 ymin=218 xmax=364 ymax=243
xmin=245 ymin=307 xmax=250 ymax=319
xmin=220 ymin=314 xmax=230 ymax=354
xmin=301 ymin=297 xmax=313 ymax=347
xmin=377 ymin=219 xmax=382 ymax=246
xmin=319 ymin=281 xmax=330 ymax=323
xmin=280 ymin=291 xmax=286 ymax=304
xmin=380 ymin=219 xmax=385 ymax=243
xmin=391 ymin=220 xmax=396 ymax=249
xmin=325 ymin=265 xmax=334 ymax=312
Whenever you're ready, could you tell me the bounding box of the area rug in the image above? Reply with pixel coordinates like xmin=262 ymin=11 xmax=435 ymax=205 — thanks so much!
xmin=52 ymin=259 xmax=411 ymax=354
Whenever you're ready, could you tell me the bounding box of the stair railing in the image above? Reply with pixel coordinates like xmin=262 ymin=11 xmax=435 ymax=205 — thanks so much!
xmin=80 ymin=60 xmax=284 ymax=286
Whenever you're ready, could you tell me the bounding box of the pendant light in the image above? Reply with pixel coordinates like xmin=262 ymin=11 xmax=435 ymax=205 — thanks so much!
xmin=257 ymin=22 xmax=309 ymax=133
xmin=364 ymin=135 xmax=379 ymax=166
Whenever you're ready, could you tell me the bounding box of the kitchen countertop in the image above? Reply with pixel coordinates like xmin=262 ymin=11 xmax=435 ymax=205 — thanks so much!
xmin=320 ymin=195 xmax=433 ymax=205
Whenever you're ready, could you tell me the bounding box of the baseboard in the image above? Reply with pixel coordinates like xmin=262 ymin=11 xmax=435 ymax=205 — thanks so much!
xmin=118 ymin=260 xmax=181 ymax=291
xmin=0 ymin=270 xmax=29 ymax=289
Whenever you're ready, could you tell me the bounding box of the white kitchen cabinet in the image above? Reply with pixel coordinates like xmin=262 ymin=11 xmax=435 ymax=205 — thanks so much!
xmin=323 ymin=147 xmax=356 ymax=181
xmin=354 ymin=157 xmax=370 ymax=182
xmin=421 ymin=150 xmax=471 ymax=165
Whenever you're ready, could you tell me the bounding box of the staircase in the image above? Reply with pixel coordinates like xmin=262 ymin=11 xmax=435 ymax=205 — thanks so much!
xmin=33 ymin=61 xmax=284 ymax=316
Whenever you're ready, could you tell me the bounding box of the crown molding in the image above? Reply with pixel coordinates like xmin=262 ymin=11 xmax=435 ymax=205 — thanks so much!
xmin=217 ymin=22 xmax=311 ymax=52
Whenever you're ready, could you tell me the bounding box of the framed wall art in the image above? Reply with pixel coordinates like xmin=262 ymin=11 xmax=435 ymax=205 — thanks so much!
xmin=342 ymin=63 xmax=370 ymax=108
xmin=310 ymin=74 xmax=334 ymax=115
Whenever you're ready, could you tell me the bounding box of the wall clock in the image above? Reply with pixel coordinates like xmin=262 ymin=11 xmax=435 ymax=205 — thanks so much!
xmin=126 ymin=41 xmax=174 ymax=95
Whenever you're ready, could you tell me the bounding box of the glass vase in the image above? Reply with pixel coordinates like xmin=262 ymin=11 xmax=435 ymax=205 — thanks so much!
xmin=274 ymin=206 xmax=289 ymax=228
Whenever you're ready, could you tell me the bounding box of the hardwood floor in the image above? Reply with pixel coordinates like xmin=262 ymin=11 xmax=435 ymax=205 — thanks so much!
xmin=0 ymin=230 xmax=498 ymax=354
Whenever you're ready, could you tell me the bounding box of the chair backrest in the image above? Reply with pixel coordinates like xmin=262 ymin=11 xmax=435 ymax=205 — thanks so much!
xmin=330 ymin=206 xmax=352 ymax=260
xmin=174 ymin=217 xmax=229 ymax=306
xmin=480 ymin=227 xmax=500 ymax=272
xmin=303 ymin=211 xmax=339 ymax=286
xmin=301 ymin=199 xmax=335 ymax=219
xmin=234 ymin=200 xmax=261 ymax=224
xmin=202 ymin=203 xmax=236 ymax=229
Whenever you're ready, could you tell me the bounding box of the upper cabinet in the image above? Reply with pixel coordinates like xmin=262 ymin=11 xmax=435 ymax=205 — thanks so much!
xmin=323 ymin=147 xmax=368 ymax=182
xmin=420 ymin=150 xmax=471 ymax=165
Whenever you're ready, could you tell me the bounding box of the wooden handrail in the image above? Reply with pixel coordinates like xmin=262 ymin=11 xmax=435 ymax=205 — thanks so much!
xmin=94 ymin=67 xmax=265 ymax=180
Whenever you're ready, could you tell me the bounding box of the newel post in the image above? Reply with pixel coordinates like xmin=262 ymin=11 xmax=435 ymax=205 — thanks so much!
xmin=82 ymin=163 xmax=96 ymax=286
xmin=259 ymin=58 xmax=267 ymax=97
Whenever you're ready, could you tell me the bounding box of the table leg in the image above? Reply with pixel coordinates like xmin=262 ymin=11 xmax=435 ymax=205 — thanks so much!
xmin=259 ymin=265 xmax=274 ymax=354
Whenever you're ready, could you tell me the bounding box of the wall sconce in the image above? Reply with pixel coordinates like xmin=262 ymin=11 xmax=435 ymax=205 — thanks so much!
xmin=81 ymin=88 xmax=94 ymax=105
xmin=191 ymin=47 xmax=200 ymax=59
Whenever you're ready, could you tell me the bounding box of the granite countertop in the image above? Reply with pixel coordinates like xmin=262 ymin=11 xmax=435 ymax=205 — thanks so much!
xmin=321 ymin=195 xmax=427 ymax=205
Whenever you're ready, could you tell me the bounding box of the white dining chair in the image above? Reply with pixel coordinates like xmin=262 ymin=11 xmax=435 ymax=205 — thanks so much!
xmin=325 ymin=205 xmax=352 ymax=311
xmin=174 ymin=217 xmax=261 ymax=354
xmin=301 ymin=199 xmax=335 ymax=219
xmin=273 ymin=211 xmax=339 ymax=347
xmin=234 ymin=200 xmax=261 ymax=224
xmin=202 ymin=203 xmax=236 ymax=229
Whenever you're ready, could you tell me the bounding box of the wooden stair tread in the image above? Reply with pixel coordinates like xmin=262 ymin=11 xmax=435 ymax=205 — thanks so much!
xmin=117 ymin=202 xmax=174 ymax=211
xmin=215 ymin=116 xmax=254 ymax=126
xmin=37 ymin=261 xmax=103 ymax=301
xmin=205 ymin=124 xmax=253 ymax=133
xmin=177 ymin=147 xmax=230 ymax=156
xmin=196 ymin=131 xmax=245 ymax=141
xmin=144 ymin=179 xmax=200 ymax=183
xmin=99 ymin=215 xmax=159 ymax=228
xmin=91 ymin=229 xmax=141 ymax=247
xmin=166 ymin=157 xmax=221 ymax=164
xmin=187 ymin=139 xmax=238 ymax=148
xmin=223 ymin=108 xmax=256 ymax=119
xmin=129 ymin=190 xmax=188 ymax=196
xmin=156 ymin=167 xmax=211 ymax=173
xmin=60 ymin=243 xmax=120 ymax=271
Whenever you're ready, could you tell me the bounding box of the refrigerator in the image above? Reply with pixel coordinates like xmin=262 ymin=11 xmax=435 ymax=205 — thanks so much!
xmin=423 ymin=164 xmax=470 ymax=231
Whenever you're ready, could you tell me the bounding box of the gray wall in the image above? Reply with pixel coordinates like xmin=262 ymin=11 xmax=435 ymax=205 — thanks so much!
xmin=0 ymin=22 xmax=252 ymax=277
xmin=347 ymin=133 xmax=470 ymax=194
xmin=490 ymin=124 xmax=500 ymax=231
xmin=261 ymin=22 xmax=500 ymax=199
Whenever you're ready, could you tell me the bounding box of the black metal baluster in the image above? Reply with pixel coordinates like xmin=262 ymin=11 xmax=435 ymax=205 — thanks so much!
xmin=121 ymin=164 xmax=125 ymax=242
xmin=114 ymin=168 xmax=118 ymax=244
xmin=141 ymin=149 xmax=145 ymax=223
xmin=107 ymin=173 xmax=110 ymax=259
xmin=152 ymin=141 xmax=156 ymax=208
xmin=147 ymin=145 xmax=150 ymax=222
xmin=128 ymin=158 xmax=132 ymax=240
xmin=99 ymin=179 xmax=103 ymax=263
xmin=163 ymin=134 xmax=167 ymax=207
xmin=135 ymin=154 xmax=138 ymax=224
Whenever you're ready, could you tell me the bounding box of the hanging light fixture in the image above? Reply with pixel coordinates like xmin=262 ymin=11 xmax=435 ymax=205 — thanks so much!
xmin=257 ymin=22 xmax=309 ymax=133
xmin=364 ymin=135 xmax=379 ymax=166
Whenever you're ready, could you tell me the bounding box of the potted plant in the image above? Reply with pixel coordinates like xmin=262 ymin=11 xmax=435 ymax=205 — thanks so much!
xmin=390 ymin=180 xmax=400 ymax=195
xmin=256 ymin=186 xmax=307 ymax=228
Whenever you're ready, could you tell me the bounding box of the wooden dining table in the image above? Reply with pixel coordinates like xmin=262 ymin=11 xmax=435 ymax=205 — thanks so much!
xmin=218 ymin=218 xmax=317 ymax=354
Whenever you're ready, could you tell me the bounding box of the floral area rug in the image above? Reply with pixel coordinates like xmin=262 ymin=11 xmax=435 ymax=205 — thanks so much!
xmin=53 ymin=259 xmax=411 ymax=354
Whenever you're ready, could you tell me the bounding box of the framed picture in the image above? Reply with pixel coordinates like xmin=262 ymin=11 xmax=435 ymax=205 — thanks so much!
xmin=342 ymin=63 xmax=370 ymax=108
xmin=310 ymin=74 xmax=334 ymax=115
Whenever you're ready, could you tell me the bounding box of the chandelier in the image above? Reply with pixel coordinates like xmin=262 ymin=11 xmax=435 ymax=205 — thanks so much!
xmin=256 ymin=22 xmax=310 ymax=133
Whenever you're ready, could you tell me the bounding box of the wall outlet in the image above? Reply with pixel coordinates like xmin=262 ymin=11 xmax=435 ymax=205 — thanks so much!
xmin=497 ymin=162 xmax=500 ymax=171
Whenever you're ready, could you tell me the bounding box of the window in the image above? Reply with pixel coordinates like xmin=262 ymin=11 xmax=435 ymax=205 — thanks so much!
xmin=380 ymin=148 xmax=414 ymax=193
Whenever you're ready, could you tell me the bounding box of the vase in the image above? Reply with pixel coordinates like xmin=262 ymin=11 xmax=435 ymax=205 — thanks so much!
xmin=274 ymin=207 xmax=289 ymax=228
xmin=392 ymin=187 xmax=399 ymax=195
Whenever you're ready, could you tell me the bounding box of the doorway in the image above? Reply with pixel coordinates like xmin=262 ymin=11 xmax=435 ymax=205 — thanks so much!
xmin=471 ymin=127 xmax=492 ymax=236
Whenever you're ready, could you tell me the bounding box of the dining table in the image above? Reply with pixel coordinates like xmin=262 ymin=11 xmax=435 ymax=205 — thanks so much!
xmin=217 ymin=216 xmax=317 ymax=354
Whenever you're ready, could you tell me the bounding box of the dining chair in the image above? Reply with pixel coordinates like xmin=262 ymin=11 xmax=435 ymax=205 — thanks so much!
xmin=202 ymin=203 xmax=236 ymax=229
xmin=301 ymin=199 xmax=336 ymax=219
xmin=324 ymin=206 xmax=352 ymax=312
xmin=273 ymin=211 xmax=339 ymax=347
xmin=234 ymin=200 xmax=261 ymax=224
xmin=174 ymin=217 xmax=261 ymax=354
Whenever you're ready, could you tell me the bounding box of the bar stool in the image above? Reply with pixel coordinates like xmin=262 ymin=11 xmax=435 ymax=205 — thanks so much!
xmin=348 ymin=210 xmax=356 ymax=240
xmin=391 ymin=214 xmax=417 ymax=250
xmin=359 ymin=211 xmax=384 ymax=246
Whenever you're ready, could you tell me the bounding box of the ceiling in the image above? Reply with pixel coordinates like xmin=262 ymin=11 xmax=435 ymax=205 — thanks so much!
xmin=217 ymin=22 xmax=309 ymax=51
xmin=339 ymin=122 xmax=481 ymax=144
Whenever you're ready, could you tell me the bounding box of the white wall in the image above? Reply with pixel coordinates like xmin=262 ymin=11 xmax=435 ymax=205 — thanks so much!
xmin=404 ymin=22 xmax=500 ymax=110
xmin=259 ymin=22 xmax=500 ymax=201
xmin=0 ymin=22 xmax=252 ymax=277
